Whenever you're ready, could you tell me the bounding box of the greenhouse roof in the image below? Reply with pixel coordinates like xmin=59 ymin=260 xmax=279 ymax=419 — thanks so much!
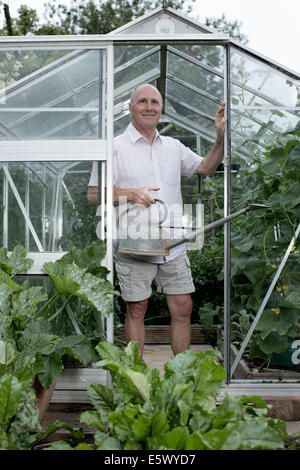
xmin=0 ymin=6 xmax=299 ymax=162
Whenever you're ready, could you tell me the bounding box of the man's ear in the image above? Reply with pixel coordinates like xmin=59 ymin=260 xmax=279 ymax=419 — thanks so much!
xmin=129 ymin=103 xmax=132 ymax=116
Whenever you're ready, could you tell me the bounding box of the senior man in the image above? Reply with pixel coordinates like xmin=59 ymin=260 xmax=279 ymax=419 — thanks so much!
xmin=88 ymin=83 xmax=226 ymax=356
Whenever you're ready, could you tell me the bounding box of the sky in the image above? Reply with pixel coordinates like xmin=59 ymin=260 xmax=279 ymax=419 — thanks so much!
xmin=1 ymin=0 xmax=299 ymax=73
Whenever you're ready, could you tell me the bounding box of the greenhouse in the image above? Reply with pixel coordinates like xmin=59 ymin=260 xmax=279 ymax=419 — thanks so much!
xmin=0 ymin=4 xmax=300 ymax=411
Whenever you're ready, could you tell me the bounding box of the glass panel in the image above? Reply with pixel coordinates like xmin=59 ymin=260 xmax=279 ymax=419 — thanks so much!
xmin=114 ymin=45 xmax=156 ymax=68
xmin=229 ymin=47 xmax=300 ymax=379
xmin=171 ymin=45 xmax=224 ymax=73
xmin=0 ymin=161 xmax=100 ymax=251
xmin=113 ymin=46 xmax=161 ymax=136
xmin=167 ymin=50 xmax=224 ymax=101
xmin=167 ymin=79 xmax=219 ymax=118
xmin=114 ymin=90 xmax=131 ymax=125
xmin=0 ymin=49 xmax=105 ymax=140
xmin=114 ymin=114 xmax=132 ymax=136
xmin=0 ymin=49 xmax=70 ymax=85
xmin=231 ymin=48 xmax=299 ymax=107
xmin=165 ymin=98 xmax=217 ymax=135
xmin=114 ymin=51 xmax=160 ymax=89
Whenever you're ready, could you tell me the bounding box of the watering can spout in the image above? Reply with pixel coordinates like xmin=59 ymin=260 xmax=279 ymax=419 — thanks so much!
xmin=118 ymin=201 xmax=269 ymax=257
xmin=164 ymin=203 xmax=269 ymax=251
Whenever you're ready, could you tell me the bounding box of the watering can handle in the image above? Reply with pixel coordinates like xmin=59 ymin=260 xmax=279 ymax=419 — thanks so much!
xmin=120 ymin=198 xmax=169 ymax=225
xmin=153 ymin=198 xmax=168 ymax=225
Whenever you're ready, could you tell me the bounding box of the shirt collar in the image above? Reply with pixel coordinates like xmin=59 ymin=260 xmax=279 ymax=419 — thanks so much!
xmin=127 ymin=122 xmax=162 ymax=144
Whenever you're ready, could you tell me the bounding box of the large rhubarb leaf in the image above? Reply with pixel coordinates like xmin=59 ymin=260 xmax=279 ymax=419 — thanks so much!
xmin=19 ymin=318 xmax=60 ymax=356
xmin=57 ymin=334 xmax=96 ymax=365
xmin=0 ymin=271 xmax=21 ymax=292
xmin=37 ymin=353 xmax=63 ymax=389
xmin=11 ymin=286 xmax=47 ymax=318
xmin=43 ymin=262 xmax=116 ymax=317
xmin=56 ymin=240 xmax=108 ymax=276
xmin=0 ymin=245 xmax=33 ymax=276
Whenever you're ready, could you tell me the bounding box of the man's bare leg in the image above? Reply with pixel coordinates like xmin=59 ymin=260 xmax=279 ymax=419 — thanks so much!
xmin=166 ymin=294 xmax=193 ymax=355
xmin=125 ymin=299 xmax=148 ymax=355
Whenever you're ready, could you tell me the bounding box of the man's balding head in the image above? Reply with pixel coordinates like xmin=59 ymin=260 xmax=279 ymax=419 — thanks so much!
xmin=130 ymin=84 xmax=163 ymax=107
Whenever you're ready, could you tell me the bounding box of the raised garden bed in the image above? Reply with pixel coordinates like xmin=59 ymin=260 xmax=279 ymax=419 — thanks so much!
xmin=251 ymin=368 xmax=300 ymax=381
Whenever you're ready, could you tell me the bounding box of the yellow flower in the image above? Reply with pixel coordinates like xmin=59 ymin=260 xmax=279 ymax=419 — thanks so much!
xmin=271 ymin=264 xmax=278 ymax=269
xmin=291 ymin=245 xmax=296 ymax=252
xmin=283 ymin=284 xmax=289 ymax=294
xmin=271 ymin=308 xmax=280 ymax=315
xmin=276 ymin=286 xmax=282 ymax=292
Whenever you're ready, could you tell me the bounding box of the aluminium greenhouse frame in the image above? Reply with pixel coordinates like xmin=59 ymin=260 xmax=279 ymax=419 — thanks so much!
xmin=1 ymin=13 xmax=300 ymax=399
xmin=0 ymin=36 xmax=116 ymax=397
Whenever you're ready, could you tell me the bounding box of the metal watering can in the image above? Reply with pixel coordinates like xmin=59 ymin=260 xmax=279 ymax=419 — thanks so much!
xmin=118 ymin=199 xmax=269 ymax=256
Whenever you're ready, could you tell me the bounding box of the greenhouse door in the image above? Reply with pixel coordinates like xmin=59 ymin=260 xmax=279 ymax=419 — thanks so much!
xmin=0 ymin=39 xmax=114 ymax=401
xmin=111 ymin=35 xmax=232 ymax=378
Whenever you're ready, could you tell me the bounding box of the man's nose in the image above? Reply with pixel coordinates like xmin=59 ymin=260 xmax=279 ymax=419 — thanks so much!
xmin=145 ymin=100 xmax=154 ymax=109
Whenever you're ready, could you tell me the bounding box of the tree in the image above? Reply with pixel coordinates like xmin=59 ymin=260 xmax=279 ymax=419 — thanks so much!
xmin=0 ymin=0 xmax=248 ymax=40
xmin=205 ymin=13 xmax=248 ymax=44
xmin=0 ymin=1 xmax=66 ymax=35
xmin=42 ymin=0 xmax=196 ymax=35
xmin=0 ymin=1 xmax=195 ymax=36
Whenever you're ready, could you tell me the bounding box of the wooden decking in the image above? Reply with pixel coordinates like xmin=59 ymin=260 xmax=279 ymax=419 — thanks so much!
xmin=143 ymin=343 xmax=214 ymax=376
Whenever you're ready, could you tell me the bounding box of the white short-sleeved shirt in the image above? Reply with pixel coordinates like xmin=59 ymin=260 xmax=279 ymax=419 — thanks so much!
xmin=89 ymin=122 xmax=203 ymax=263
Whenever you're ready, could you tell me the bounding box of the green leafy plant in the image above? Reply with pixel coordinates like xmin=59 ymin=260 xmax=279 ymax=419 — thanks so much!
xmin=0 ymin=240 xmax=118 ymax=449
xmin=0 ymin=241 xmax=117 ymax=389
xmin=59 ymin=342 xmax=287 ymax=450
xmin=0 ymin=351 xmax=85 ymax=450
xmin=190 ymin=128 xmax=300 ymax=363
xmin=228 ymin=130 xmax=300 ymax=361
xmin=0 ymin=352 xmax=40 ymax=450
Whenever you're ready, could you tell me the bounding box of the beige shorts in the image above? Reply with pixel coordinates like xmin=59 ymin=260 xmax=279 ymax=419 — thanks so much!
xmin=115 ymin=253 xmax=195 ymax=302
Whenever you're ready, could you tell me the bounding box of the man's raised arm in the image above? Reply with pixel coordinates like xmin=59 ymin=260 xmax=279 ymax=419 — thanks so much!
xmin=197 ymin=102 xmax=227 ymax=176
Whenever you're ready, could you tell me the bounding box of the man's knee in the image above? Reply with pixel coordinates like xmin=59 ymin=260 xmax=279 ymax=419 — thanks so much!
xmin=167 ymin=294 xmax=193 ymax=321
xmin=126 ymin=299 xmax=148 ymax=320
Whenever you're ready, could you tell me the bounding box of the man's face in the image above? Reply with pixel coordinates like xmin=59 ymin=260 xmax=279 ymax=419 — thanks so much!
xmin=129 ymin=85 xmax=163 ymax=132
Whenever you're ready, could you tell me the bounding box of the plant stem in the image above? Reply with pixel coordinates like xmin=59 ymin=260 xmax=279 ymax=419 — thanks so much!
xmin=34 ymin=294 xmax=61 ymax=319
xmin=262 ymin=222 xmax=276 ymax=264
xmin=48 ymin=296 xmax=72 ymax=322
